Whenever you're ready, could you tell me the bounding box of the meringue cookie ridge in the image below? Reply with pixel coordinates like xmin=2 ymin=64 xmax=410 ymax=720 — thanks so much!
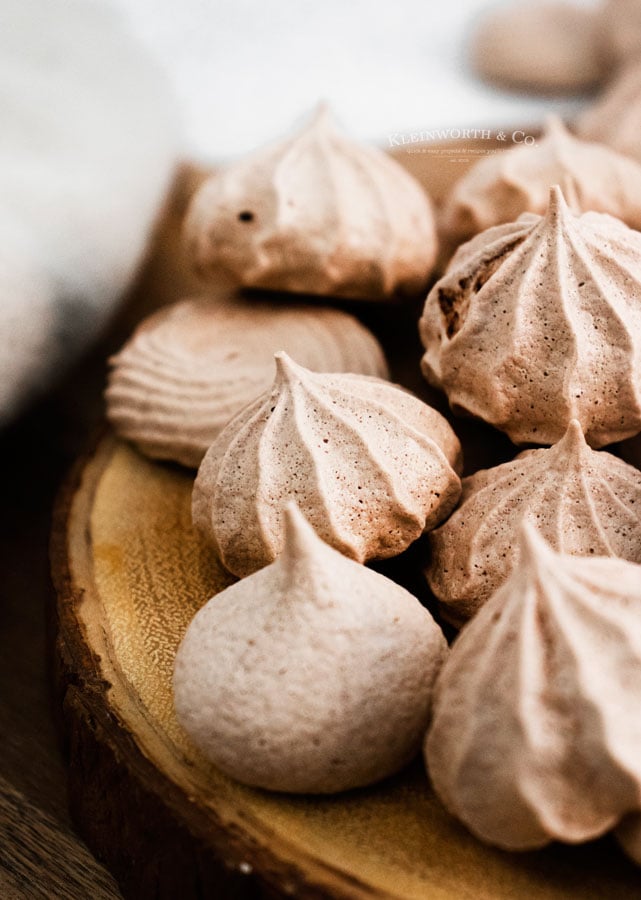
xmin=426 ymin=418 xmax=641 ymax=626
xmin=422 ymin=185 xmax=641 ymax=447
xmin=193 ymin=351 xmax=462 ymax=577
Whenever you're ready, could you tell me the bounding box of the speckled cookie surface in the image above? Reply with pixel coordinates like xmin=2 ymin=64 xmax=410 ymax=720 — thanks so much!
xmin=427 ymin=421 xmax=641 ymax=625
xmin=422 ymin=186 xmax=641 ymax=447
xmin=193 ymin=352 xmax=462 ymax=577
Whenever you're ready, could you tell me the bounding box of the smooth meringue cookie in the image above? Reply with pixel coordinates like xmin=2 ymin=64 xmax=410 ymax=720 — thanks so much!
xmin=440 ymin=117 xmax=641 ymax=246
xmin=174 ymin=504 xmax=448 ymax=794
xmin=184 ymin=105 xmax=438 ymax=300
xmin=421 ymin=185 xmax=641 ymax=447
xmin=105 ymin=295 xmax=388 ymax=468
xmin=427 ymin=419 xmax=641 ymax=626
xmin=577 ymin=63 xmax=641 ymax=165
xmin=426 ymin=525 xmax=641 ymax=851
xmin=193 ymin=351 xmax=462 ymax=578
xmin=598 ymin=0 xmax=641 ymax=67
xmin=471 ymin=2 xmax=603 ymax=95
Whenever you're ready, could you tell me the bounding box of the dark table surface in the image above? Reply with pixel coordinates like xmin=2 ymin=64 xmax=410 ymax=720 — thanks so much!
xmin=0 ymin=343 xmax=125 ymax=898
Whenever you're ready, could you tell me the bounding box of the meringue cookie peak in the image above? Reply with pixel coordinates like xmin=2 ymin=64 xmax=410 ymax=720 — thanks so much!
xmin=268 ymin=353 xmax=459 ymax=483
xmin=421 ymin=185 xmax=641 ymax=447
xmin=174 ymin=503 xmax=448 ymax=794
xmin=192 ymin=352 xmax=462 ymax=578
xmin=440 ymin=116 xmax=641 ymax=245
xmin=426 ymin=524 xmax=641 ymax=851
xmin=184 ymin=105 xmax=438 ymax=300
xmin=427 ymin=419 xmax=641 ymax=626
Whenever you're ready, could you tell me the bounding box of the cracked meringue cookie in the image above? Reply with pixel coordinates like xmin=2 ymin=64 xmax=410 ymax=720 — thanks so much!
xmin=193 ymin=351 xmax=462 ymax=578
xmin=425 ymin=525 xmax=641 ymax=851
xmin=471 ymin=2 xmax=603 ymax=95
xmin=421 ymin=185 xmax=641 ymax=447
xmin=427 ymin=419 xmax=641 ymax=627
xmin=577 ymin=63 xmax=641 ymax=166
xmin=439 ymin=117 xmax=641 ymax=246
xmin=174 ymin=504 xmax=448 ymax=794
xmin=184 ymin=105 xmax=438 ymax=300
xmin=105 ymin=295 xmax=388 ymax=468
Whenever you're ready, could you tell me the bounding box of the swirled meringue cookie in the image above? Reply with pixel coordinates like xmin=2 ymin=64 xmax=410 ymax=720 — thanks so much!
xmin=193 ymin=352 xmax=462 ymax=578
xmin=184 ymin=105 xmax=437 ymax=300
xmin=471 ymin=2 xmax=603 ymax=95
xmin=440 ymin=117 xmax=641 ymax=246
xmin=421 ymin=185 xmax=641 ymax=447
xmin=427 ymin=419 xmax=641 ymax=626
xmin=426 ymin=525 xmax=641 ymax=851
xmin=577 ymin=63 xmax=641 ymax=165
xmin=105 ymin=296 xmax=388 ymax=468
xmin=174 ymin=504 xmax=447 ymax=794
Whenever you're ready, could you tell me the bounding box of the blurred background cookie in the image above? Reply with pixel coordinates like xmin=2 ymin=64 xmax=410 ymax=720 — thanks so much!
xmin=470 ymin=1 xmax=604 ymax=95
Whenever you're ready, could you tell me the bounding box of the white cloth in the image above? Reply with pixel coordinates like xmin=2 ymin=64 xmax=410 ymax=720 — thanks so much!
xmin=0 ymin=0 xmax=178 ymax=423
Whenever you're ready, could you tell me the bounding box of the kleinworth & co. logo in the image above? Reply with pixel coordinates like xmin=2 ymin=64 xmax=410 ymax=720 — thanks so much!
xmin=388 ymin=127 xmax=538 ymax=162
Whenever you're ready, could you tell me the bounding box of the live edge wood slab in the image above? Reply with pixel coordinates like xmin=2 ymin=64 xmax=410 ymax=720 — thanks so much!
xmin=51 ymin=137 xmax=641 ymax=899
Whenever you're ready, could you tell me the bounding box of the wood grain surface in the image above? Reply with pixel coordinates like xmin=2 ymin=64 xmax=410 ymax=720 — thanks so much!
xmin=0 ymin=774 xmax=119 ymax=900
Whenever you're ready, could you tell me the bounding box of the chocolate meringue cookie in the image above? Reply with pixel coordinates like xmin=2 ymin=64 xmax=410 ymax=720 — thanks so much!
xmin=577 ymin=63 xmax=641 ymax=165
xmin=184 ymin=105 xmax=438 ymax=300
xmin=471 ymin=2 xmax=603 ymax=95
xmin=440 ymin=117 xmax=641 ymax=245
xmin=421 ymin=185 xmax=641 ymax=447
xmin=427 ymin=419 xmax=641 ymax=626
xmin=426 ymin=525 xmax=641 ymax=851
xmin=105 ymin=296 xmax=388 ymax=468
xmin=193 ymin=352 xmax=462 ymax=578
xmin=174 ymin=504 xmax=448 ymax=794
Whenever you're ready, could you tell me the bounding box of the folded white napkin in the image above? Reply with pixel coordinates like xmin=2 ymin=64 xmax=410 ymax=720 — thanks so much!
xmin=0 ymin=0 xmax=178 ymax=425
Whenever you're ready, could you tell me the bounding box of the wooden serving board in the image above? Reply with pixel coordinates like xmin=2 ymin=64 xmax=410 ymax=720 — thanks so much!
xmin=51 ymin=140 xmax=641 ymax=899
